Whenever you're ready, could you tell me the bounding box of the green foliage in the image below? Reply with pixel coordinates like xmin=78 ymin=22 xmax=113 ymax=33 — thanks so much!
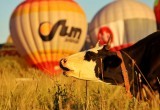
xmin=0 ymin=57 xmax=159 ymax=110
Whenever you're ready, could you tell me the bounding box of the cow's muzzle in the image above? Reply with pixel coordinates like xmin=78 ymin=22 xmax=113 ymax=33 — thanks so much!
xmin=59 ymin=58 xmax=70 ymax=71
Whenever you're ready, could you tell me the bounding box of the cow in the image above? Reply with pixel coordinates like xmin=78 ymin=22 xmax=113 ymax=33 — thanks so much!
xmin=59 ymin=31 xmax=160 ymax=99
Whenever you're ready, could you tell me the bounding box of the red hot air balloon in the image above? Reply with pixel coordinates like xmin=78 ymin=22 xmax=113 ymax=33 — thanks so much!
xmin=97 ymin=27 xmax=113 ymax=45
xmin=154 ymin=0 xmax=160 ymax=30
xmin=10 ymin=0 xmax=87 ymax=75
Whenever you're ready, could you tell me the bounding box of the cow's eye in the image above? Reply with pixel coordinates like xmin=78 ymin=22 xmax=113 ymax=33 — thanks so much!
xmin=84 ymin=51 xmax=97 ymax=61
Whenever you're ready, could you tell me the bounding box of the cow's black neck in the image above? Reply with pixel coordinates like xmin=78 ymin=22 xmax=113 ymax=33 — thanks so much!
xmin=120 ymin=31 xmax=160 ymax=97
xmin=122 ymin=31 xmax=160 ymax=69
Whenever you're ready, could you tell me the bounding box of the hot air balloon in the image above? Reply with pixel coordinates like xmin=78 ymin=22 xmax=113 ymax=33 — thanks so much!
xmin=89 ymin=0 xmax=157 ymax=50
xmin=10 ymin=0 xmax=87 ymax=75
xmin=0 ymin=43 xmax=20 ymax=57
xmin=154 ymin=0 xmax=160 ymax=30
xmin=6 ymin=35 xmax=13 ymax=44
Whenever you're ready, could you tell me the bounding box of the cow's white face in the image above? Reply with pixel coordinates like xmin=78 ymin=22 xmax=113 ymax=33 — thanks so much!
xmin=60 ymin=45 xmax=123 ymax=83
xmin=60 ymin=46 xmax=103 ymax=81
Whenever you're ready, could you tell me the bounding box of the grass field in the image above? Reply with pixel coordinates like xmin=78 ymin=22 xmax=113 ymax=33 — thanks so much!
xmin=0 ymin=57 xmax=159 ymax=110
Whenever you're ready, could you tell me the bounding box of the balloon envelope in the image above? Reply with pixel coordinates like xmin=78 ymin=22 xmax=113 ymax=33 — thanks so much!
xmin=10 ymin=0 xmax=87 ymax=75
xmin=154 ymin=0 xmax=160 ymax=30
xmin=89 ymin=0 xmax=157 ymax=50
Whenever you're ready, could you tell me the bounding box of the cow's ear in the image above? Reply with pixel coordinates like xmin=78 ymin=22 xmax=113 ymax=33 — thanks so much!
xmin=103 ymin=55 xmax=122 ymax=69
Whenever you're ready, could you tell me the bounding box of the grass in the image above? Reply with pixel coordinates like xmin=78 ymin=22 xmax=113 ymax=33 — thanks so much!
xmin=0 ymin=56 xmax=159 ymax=110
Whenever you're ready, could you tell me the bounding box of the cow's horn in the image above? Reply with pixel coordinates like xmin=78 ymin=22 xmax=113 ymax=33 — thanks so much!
xmin=105 ymin=35 xmax=111 ymax=50
xmin=107 ymin=35 xmax=111 ymax=45
xmin=95 ymin=40 xmax=100 ymax=48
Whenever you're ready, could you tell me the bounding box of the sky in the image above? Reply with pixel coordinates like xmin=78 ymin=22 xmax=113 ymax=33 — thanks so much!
xmin=0 ymin=0 xmax=155 ymax=44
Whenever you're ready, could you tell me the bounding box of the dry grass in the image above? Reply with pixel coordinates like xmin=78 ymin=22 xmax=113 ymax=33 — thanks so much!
xmin=0 ymin=57 xmax=159 ymax=110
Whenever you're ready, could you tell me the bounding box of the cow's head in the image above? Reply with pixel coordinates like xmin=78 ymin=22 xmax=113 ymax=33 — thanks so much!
xmin=60 ymin=44 xmax=124 ymax=84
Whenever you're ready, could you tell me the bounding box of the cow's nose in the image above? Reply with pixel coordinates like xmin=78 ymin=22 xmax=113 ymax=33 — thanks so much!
xmin=60 ymin=58 xmax=67 ymax=64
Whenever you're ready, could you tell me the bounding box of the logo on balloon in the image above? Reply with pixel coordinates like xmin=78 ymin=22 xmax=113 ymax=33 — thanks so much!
xmin=97 ymin=26 xmax=113 ymax=45
xmin=39 ymin=20 xmax=82 ymax=43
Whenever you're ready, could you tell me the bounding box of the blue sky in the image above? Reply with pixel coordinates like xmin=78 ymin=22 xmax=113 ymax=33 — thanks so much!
xmin=0 ymin=0 xmax=155 ymax=44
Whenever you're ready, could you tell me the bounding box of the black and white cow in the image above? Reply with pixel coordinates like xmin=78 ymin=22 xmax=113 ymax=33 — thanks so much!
xmin=60 ymin=31 xmax=160 ymax=98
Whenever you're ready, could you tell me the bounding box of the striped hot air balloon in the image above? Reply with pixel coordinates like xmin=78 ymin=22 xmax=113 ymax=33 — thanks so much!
xmin=89 ymin=0 xmax=157 ymax=51
xmin=10 ymin=0 xmax=87 ymax=75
